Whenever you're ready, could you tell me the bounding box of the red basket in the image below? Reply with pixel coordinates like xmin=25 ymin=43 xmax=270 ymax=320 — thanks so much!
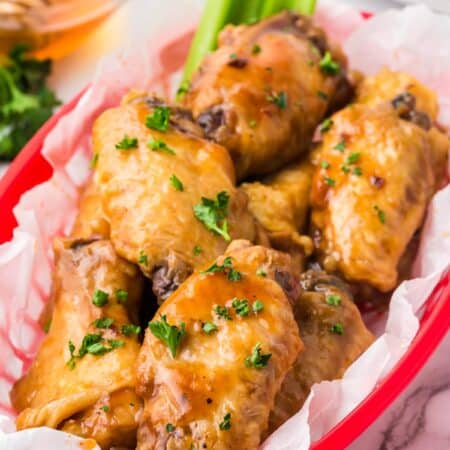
xmin=0 ymin=11 xmax=449 ymax=450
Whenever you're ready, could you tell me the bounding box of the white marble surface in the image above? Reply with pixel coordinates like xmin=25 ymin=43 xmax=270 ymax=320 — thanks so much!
xmin=1 ymin=0 xmax=449 ymax=449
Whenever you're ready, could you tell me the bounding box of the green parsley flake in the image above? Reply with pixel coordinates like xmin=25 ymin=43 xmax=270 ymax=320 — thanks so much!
xmin=249 ymin=119 xmax=257 ymax=128
xmin=201 ymin=256 xmax=242 ymax=282
xmin=101 ymin=405 xmax=109 ymax=412
xmin=147 ymin=138 xmax=175 ymax=155
xmin=90 ymin=153 xmax=99 ymax=169
xmin=149 ymin=315 xmax=186 ymax=358
xmin=115 ymin=135 xmax=138 ymax=150
xmin=326 ymin=294 xmax=341 ymax=306
xmin=320 ymin=118 xmax=333 ymax=133
xmin=121 ymin=324 xmax=141 ymax=336
xmin=93 ymin=317 xmax=114 ymax=329
xmin=92 ymin=289 xmax=109 ymax=307
xmin=166 ymin=423 xmax=175 ymax=433
xmin=317 ymin=90 xmax=328 ymax=100
xmin=256 ymin=267 xmax=267 ymax=277
xmin=193 ymin=245 xmax=203 ymax=256
xmin=251 ymin=44 xmax=261 ymax=55
xmin=252 ymin=300 xmax=264 ymax=314
xmin=214 ymin=305 xmax=232 ymax=320
xmin=138 ymin=250 xmax=149 ymax=266
xmin=374 ymin=205 xmax=386 ymax=224
xmin=219 ymin=413 xmax=232 ymax=431
xmin=324 ymin=177 xmax=336 ymax=187
xmin=320 ymin=160 xmax=330 ymax=169
xmin=334 ymin=140 xmax=346 ymax=152
xmin=229 ymin=52 xmax=238 ymax=60
xmin=232 ymin=298 xmax=250 ymax=317
xmin=43 ymin=319 xmax=51 ymax=333
xmin=330 ymin=323 xmax=344 ymax=335
xmin=267 ymin=91 xmax=288 ymax=110
xmin=115 ymin=289 xmax=128 ymax=304
xmin=245 ymin=343 xmax=272 ymax=369
xmin=319 ymin=51 xmax=341 ymax=75
xmin=194 ymin=191 xmax=231 ymax=241
xmin=341 ymin=165 xmax=350 ymax=174
xmin=170 ymin=174 xmax=184 ymax=191
xmin=146 ymin=106 xmax=170 ymax=132
xmin=67 ymin=340 xmax=76 ymax=370
xmin=352 ymin=167 xmax=363 ymax=176
xmin=346 ymin=152 xmax=360 ymax=165
xmin=203 ymin=322 xmax=218 ymax=334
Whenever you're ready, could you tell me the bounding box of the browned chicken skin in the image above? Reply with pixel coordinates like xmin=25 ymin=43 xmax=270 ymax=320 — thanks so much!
xmin=136 ymin=241 xmax=303 ymax=450
xmin=184 ymin=11 xmax=352 ymax=180
xmin=93 ymin=93 xmax=257 ymax=301
xmin=11 ymin=238 xmax=144 ymax=449
xmin=269 ymin=270 xmax=374 ymax=432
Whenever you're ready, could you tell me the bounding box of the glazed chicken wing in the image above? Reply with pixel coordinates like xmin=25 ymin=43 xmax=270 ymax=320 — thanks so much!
xmin=93 ymin=94 xmax=256 ymax=301
xmin=136 ymin=241 xmax=303 ymax=450
xmin=310 ymin=82 xmax=448 ymax=292
xmin=269 ymin=270 xmax=374 ymax=432
xmin=11 ymin=238 xmax=144 ymax=449
xmin=183 ymin=11 xmax=352 ymax=180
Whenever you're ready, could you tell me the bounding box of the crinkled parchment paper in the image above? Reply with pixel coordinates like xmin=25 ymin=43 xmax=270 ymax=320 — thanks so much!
xmin=0 ymin=1 xmax=449 ymax=449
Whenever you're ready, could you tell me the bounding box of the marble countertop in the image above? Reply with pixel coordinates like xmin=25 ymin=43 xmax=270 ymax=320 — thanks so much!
xmin=1 ymin=0 xmax=449 ymax=448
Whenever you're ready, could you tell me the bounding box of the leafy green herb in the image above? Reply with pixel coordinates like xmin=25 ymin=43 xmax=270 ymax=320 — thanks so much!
xmin=320 ymin=118 xmax=333 ymax=133
xmin=320 ymin=160 xmax=330 ymax=169
xmin=319 ymin=51 xmax=340 ymax=75
xmin=170 ymin=174 xmax=184 ymax=191
xmin=252 ymin=300 xmax=264 ymax=313
xmin=67 ymin=340 xmax=76 ymax=370
xmin=334 ymin=140 xmax=346 ymax=152
xmin=317 ymin=90 xmax=328 ymax=100
xmin=138 ymin=250 xmax=149 ymax=266
xmin=330 ymin=323 xmax=344 ymax=335
xmin=93 ymin=317 xmax=114 ymax=329
xmin=194 ymin=191 xmax=231 ymax=241
xmin=43 ymin=319 xmax=51 ymax=333
xmin=115 ymin=289 xmax=128 ymax=304
xmin=324 ymin=177 xmax=336 ymax=187
xmin=166 ymin=423 xmax=175 ymax=433
xmin=176 ymin=81 xmax=190 ymax=100
xmin=100 ymin=405 xmax=109 ymax=412
xmin=341 ymin=165 xmax=350 ymax=174
xmin=352 ymin=167 xmax=363 ymax=176
xmin=115 ymin=135 xmax=138 ymax=150
xmin=229 ymin=52 xmax=238 ymax=60
xmin=252 ymin=44 xmax=262 ymax=54
xmin=374 ymin=205 xmax=386 ymax=224
xmin=90 ymin=153 xmax=99 ymax=169
xmin=145 ymin=106 xmax=170 ymax=132
xmin=245 ymin=343 xmax=272 ymax=368
xmin=214 ymin=305 xmax=232 ymax=320
xmin=201 ymin=256 xmax=242 ymax=281
xmin=121 ymin=324 xmax=141 ymax=336
xmin=219 ymin=413 xmax=232 ymax=431
xmin=267 ymin=91 xmax=288 ymax=110
xmin=0 ymin=44 xmax=60 ymax=161
xmin=256 ymin=267 xmax=267 ymax=277
xmin=149 ymin=315 xmax=186 ymax=357
xmin=203 ymin=321 xmax=218 ymax=334
xmin=346 ymin=152 xmax=360 ymax=165
xmin=147 ymin=138 xmax=175 ymax=155
xmin=92 ymin=289 xmax=109 ymax=307
xmin=249 ymin=119 xmax=257 ymax=128
xmin=232 ymin=298 xmax=250 ymax=317
xmin=326 ymin=294 xmax=341 ymax=306
xmin=193 ymin=245 xmax=203 ymax=256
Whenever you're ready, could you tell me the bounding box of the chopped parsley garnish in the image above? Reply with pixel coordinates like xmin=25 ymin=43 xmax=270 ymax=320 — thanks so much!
xmin=67 ymin=340 xmax=76 ymax=370
xmin=324 ymin=177 xmax=336 ymax=187
xmin=249 ymin=119 xmax=257 ymax=128
xmin=90 ymin=153 xmax=99 ymax=169
xmin=92 ymin=289 xmax=109 ymax=307
xmin=170 ymin=174 xmax=184 ymax=191
xmin=121 ymin=324 xmax=141 ymax=336
xmin=334 ymin=140 xmax=346 ymax=152
xmin=346 ymin=152 xmax=360 ymax=165
xmin=256 ymin=267 xmax=267 ymax=277
xmin=201 ymin=256 xmax=242 ymax=281
xmin=326 ymin=294 xmax=341 ymax=306
xmin=43 ymin=319 xmax=51 ymax=333
xmin=194 ymin=191 xmax=231 ymax=241
xmin=138 ymin=250 xmax=148 ymax=266
xmin=330 ymin=323 xmax=344 ymax=335
xmin=203 ymin=321 xmax=218 ymax=334
xmin=219 ymin=413 xmax=232 ymax=430
xmin=193 ymin=245 xmax=203 ymax=256
xmin=341 ymin=165 xmax=350 ymax=174
xmin=147 ymin=138 xmax=175 ymax=155
xmin=214 ymin=305 xmax=232 ymax=320
xmin=317 ymin=90 xmax=328 ymax=100
xmin=145 ymin=106 xmax=170 ymax=132
xmin=148 ymin=315 xmax=186 ymax=358
xmin=320 ymin=118 xmax=333 ymax=133
xmin=229 ymin=52 xmax=238 ymax=60
xmin=251 ymin=44 xmax=261 ymax=54
xmin=115 ymin=289 xmax=128 ymax=304
xmin=101 ymin=405 xmax=109 ymax=412
xmin=374 ymin=205 xmax=386 ymax=224
xmin=252 ymin=300 xmax=264 ymax=314
xmin=245 ymin=343 xmax=272 ymax=369
xmin=267 ymin=91 xmax=288 ymax=110
xmin=320 ymin=160 xmax=330 ymax=169
xmin=352 ymin=167 xmax=363 ymax=176
xmin=166 ymin=423 xmax=175 ymax=433
xmin=319 ymin=51 xmax=341 ymax=75
xmin=93 ymin=317 xmax=114 ymax=329
xmin=232 ymin=298 xmax=250 ymax=317
xmin=115 ymin=135 xmax=138 ymax=150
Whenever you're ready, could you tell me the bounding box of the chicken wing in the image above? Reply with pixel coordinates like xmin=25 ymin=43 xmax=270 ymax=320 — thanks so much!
xmin=183 ymin=11 xmax=352 ymax=180
xmin=136 ymin=240 xmax=303 ymax=450
xmin=310 ymin=87 xmax=448 ymax=292
xmin=93 ymin=93 xmax=257 ymax=301
xmin=11 ymin=238 xmax=144 ymax=449
xmin=269 ymin=270 xmax=374 ymax=432
xmin=241 ymin=158 xmax=314 ymax=271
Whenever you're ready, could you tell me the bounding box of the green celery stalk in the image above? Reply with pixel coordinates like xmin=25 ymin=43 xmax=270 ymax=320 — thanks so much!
xmin=236 ymin=0 xmax=263 ymax=24
xmin=260 ymin=0 xmax=285 ymax=19
xmin=288 ymin=0 xmax=317 ymax=15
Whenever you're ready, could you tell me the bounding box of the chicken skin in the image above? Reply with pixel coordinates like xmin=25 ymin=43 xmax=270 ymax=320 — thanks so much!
xmin=310 ymin=88 xmax=448 ymax=292
xmin=136 ymin=241 xmax=303 ymax=450
xmin=93 ymin=93 xmax=256 ymax=301
xmin=11 ymin=238 xmax=144 ymax=449
xmin=183 ymin=11 xmax=352 ymax=180
xmin=269 ymin=270 xmax=374 ymax=432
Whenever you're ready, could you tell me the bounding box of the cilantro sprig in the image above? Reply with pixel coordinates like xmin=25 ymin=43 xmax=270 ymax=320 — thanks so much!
xmin=194 ymin=191 xmax=231 ymax=241
xmin=149 ymin=315 xmax=186 ymax=357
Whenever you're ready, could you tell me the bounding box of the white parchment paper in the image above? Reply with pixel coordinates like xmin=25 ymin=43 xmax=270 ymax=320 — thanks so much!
xmin=0 ymin=2 xmax=449 ymax=449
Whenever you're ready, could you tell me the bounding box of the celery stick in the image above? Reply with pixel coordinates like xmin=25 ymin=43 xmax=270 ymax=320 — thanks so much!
xmin=237 ymin=0 xmax=263 ymax=24
xmin=260 ymin=0 xmax=285 ymax=19
xmin=287 ymin=0 xmax=317 ymax=15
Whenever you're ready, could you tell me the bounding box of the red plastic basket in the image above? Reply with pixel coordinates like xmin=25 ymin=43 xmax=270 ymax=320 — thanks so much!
xmin=0 ymin=11 xmax=449 ymax=450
